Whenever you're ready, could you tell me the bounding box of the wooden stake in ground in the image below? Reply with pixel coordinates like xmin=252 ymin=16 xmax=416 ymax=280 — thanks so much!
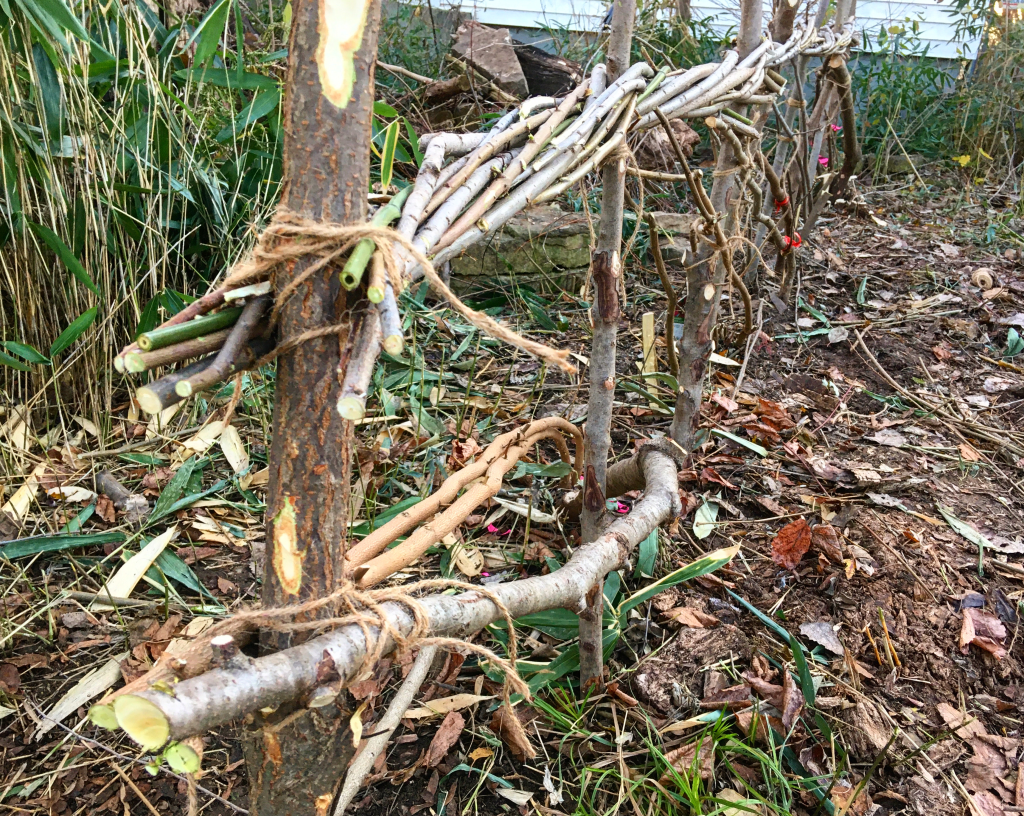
xmin=579 ymin=0 xmax=637 ymax=687
xmin=240 ymin=0 xmax=384 ymax=812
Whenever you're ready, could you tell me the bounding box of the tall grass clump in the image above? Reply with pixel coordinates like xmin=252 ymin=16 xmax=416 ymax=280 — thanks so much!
xmin=0 ymin=0 xmax=285 ymax=431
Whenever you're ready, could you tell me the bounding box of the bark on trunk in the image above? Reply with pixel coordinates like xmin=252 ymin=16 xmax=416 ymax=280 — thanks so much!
xmin=579 ymin=0 xmax=636 ymax=687
xmin=669 ymin=0 xmax=762 ymax=452
xmin=244 ymin=0 xmax=383 ymax=811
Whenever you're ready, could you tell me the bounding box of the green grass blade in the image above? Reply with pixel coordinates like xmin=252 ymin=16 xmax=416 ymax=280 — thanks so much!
xmin=49 ymin=306 xmax=98 ymax=357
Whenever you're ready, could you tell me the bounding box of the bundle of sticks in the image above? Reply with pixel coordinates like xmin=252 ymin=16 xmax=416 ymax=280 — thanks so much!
xmin=115 ymin=21 xmax=853 ymax=419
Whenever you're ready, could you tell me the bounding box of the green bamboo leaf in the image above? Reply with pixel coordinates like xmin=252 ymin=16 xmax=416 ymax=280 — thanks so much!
xmin=634 ymin=529 xmax=658 ymax=578
xmin=186 ymin=0 xmax=232 ymax=67
xmin=30 ymin=0 xmax=89 ymax=40
xmin=32 ymin=43 xmax=63 ymax=139
xmin=49 ymin=306 xmax=98 ymax=357
xmin=380 ymin=119 xmax=400 ymax=190
xmin=215 ymin=89 xmax=280 ymax=142
xmin=2 ymin=341 xmax=49 ymax=364
xmin=28 ymin=221 xmax=98 ymax=294
xmin=373 ymin=100 xmax=398 ymax=117
xmin=154 ymin=548 xmax=219 ymax=602
xmin=0 ymin=350 xmax=31 ymax=372
xmin=0 ymin=531 xmax=124 ymax=559
xmin=403 ymin=118 xmax=424 ymax=166
xmin=173 ymin=67 xmax=277 ymax=90
xmin=149 ymin=458 xmax=198 ymax=522
xmin=618 ymin=544 xmax=739 ymax=615
xmin=711 ymin=428 xmax=768 ymax=457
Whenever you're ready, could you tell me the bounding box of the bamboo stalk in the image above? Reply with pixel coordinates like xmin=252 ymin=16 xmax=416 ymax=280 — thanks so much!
xmin=432 ymin=83 xmax=590 ymax=251
xmin=175 ymin=296 xmax=270 ymax=398
xmin=366 ymin=252 xmax=387 ymax=304
xmin=340 ymin=185 xmax=413 ymax=290
xmin=136 ymin=355 xmax=218 ymax=416
xmin=124 ymin=329 xmax=232 ymax=373
xmin=378 ymin=289 xmax=404 ymax=356
xmin=137 ymin=308 xmax=243 ymax=352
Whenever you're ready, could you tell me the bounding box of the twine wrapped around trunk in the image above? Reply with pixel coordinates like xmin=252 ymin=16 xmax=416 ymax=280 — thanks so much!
xmin=217 ymin=212 xmax=574 ymax=374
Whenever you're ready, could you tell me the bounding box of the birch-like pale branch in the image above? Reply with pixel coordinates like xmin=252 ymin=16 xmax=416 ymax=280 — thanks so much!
xmin=105 ymin=449 xmax=681 ymax=747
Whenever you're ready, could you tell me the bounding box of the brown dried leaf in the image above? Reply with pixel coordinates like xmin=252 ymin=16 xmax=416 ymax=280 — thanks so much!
xmin=423 ymin=711 xmax=465 ymax=768
xmin=832 ymin=781 xmax=872 ymax=816
xmin=960 ymin=608 xmax=1007 ymax=660
xmin=936 ymin=702 xmax=987 ymax=739
xmin=700 ymin=467 xmax=736 ymax=490
xmin=490 ymin=704 xmax=536 ymax=760
xmin=780 ymin=670 xmax=804 ymax=732
xmin=771 ymin=518 xmax=812 ymax=570
xmin=699 ymin=684 xmax=751 ymax=710
xmin=811 ymin=523 xmax=844 ymax=563
xmin=660 ymin=739 xmax=714 ymax=783
xmin=742 ymin=672 xmax=784 ymax=709
xmin=663 ymin=607 xmax=720 ymax=629
xmin=95 ymin=495 xmax=117 ymax=523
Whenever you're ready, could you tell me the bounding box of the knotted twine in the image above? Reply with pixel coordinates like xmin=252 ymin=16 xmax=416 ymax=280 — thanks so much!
xmin=216 ymin=211 xmax=574 ymax=375
xmin=109 ymin=577 xmax=534 ymax=750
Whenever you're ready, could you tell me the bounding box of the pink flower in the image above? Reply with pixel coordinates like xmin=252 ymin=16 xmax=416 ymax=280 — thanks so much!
xmin=486 ymin=523 xmax=511 ymax=535
xmin=830 ymin=124 xmax=842 ymax=132
xmin=818 ymin=157 xmax=829 ymax=167
xmin=615 ymin=501 xmax=629 ymax=514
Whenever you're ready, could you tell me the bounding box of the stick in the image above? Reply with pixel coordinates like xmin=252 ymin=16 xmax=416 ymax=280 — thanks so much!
xmin=98 ymin=450 xmax=681 ymax=744
xmin=366 ymin=252 xmax=387 ymax=304
xmin=175 ymin=297 xmax=271 ymax=398
xmin=137 ymin=308 xmax=243 ymax=353
xmin=114 ymin=287 xmax=232 ymax=371
xmin=378 ymin=289 xmax=404 ymax=355
xmin=124 ymin=330 xmax=232 ymax=373
xmin=337 ymin=308 xmax=382 ymax=422
xmin=645 ymin=215 xmax=679 ymax=378
xmin=377 ymin=61 xmax=433 ymax=84
xmin=332 ymin=645 xmax=438 ymax=815
xmin=136 ymin=355 xmax=218 ymax=416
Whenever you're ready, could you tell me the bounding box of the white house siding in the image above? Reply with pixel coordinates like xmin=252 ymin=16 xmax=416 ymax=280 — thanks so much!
xmin=449 ymin=0 xmax=979 ymax=58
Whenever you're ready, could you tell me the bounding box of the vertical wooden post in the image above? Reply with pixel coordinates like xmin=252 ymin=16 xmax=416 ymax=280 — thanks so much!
xmin=240 ymin=0 xmax=383 ymax=812
xmin=669 ymin=0 xmax=762 ymax=451
xmin=579 ymin=0 xmax=636 ymax=687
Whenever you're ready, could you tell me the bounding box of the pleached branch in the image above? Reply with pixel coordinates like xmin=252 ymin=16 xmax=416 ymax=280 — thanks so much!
xmin=98 ymin=447 xmax=682 ymax=746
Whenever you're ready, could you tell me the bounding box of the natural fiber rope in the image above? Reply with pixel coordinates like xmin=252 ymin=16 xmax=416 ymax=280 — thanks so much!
xmin=219 ymin=212 xmax=574 ymax=374
xmin=148 ymin=577 xmax=531 ymax=702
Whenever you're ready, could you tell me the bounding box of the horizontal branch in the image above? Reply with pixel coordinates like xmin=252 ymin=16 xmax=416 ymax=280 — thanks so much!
xmin=104 ymin=448 xmax=681 ymax=746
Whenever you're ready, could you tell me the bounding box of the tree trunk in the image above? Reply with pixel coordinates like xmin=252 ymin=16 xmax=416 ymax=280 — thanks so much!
xmin=676 ymin=0 xmax=691 ymax=23
xmin=243 ymin=0 xmax=382 ymax=811
xmin=579 ymin=0 xmax=636 ymax=687
xmin=669 ymin=0 xmax=762 ymax=451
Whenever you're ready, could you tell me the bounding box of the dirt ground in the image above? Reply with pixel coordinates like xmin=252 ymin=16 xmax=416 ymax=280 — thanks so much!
xmin=1 ymin=169 xmax=1022 ymax=816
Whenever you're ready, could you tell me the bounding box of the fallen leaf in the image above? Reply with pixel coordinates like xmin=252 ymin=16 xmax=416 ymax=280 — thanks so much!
xmin=423 ymin=710 xmax=465 ymax=768
xmin=711 ymin=393 xmax=739 ymax=413
xmin=866 ymin=429 xmax=906 ymax=447
xmin=811 ymin=523 xmax=844 ymax=563
xmin=35 ymin=654 xmax=128 ymax=739
xmin=0 ymin=664 xmax=20 ymax=693
xmin=932 ymin=344 xmax=952 ymax=361
xmin=542 ymin=766 xmax=563 ymax=806
xmin=771 ymin=518 xmax=812 ymax=570
xmin=780 ymin=670 xmax=804 ymax=732
xmin=693 ymin=500 xmax=719 ymax=540
xmin=468 ymin=747 xmax=493 ymax=761
xmin=828 ymin=327 xmax=850 ymax=344
xmin=936 ymin=702 xmax=987 ymax=739
xmin=800 ymin=621 xmax=845 ymax=655
xmin=960 ymin=608 xmax=1007 ymax=659
xmin=717 ymin=788 xmax=762 ymax=816
xmin=983 ymin=377 xmax=1015 ymax=394
xmin=496 ymin=789 xmax=534 ymax=806
xmin=46 ymin=485 xmax=98 ymax=503
xmin=832 ymin=780 xmax=872 ymax=816
xmin=404 ymin=693 xmax=493 ymax=719
xmin=958 ymin=443 xmax=982 ymax=462
xmin=663 ymin=607 xmax=720 ymax=629
xmin=969 ymin=792 xmax=1005 ymax=816
xmin=350 ymin=701 xmax=367 ymax=747
xmin=96 ymin=495 xmax=117 ymax=523
xmin=660 ymin=738 xmax=714 ymax=782
xmin=218 ymin=425 xmax=249 ymax=474
xmin=699 ymin=684 xmax=751 ymax=710
xmin=490 ymin=703 xmax=536 ymax=760
xmin=442 ymin=532 xmax=484 ymax=578
xmin=93 ymin=527 xmax=179 ymax=610
xmin=217 ymin=577 xmax=237 ymax=594
xmin=700 ymin=467 xmax=736 ymax=490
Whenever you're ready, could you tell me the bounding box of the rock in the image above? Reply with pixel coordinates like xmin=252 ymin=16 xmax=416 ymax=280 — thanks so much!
xmin=629 ymin=623 xmax=752 ymax=715
xmin=512 ymin=42 xmax=582 ymax=96
xmin=648 ymin=211 xmax=694 ymax=265
xmin=635 ymin=120 xmax=700 ymax=172
xmin=867 ymin=151 xmax=925 ymax=176
xmin=451 ymin=22 xmax=528 ymax=99
xmin=448 ymin=205 xmax=590 ymax=295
